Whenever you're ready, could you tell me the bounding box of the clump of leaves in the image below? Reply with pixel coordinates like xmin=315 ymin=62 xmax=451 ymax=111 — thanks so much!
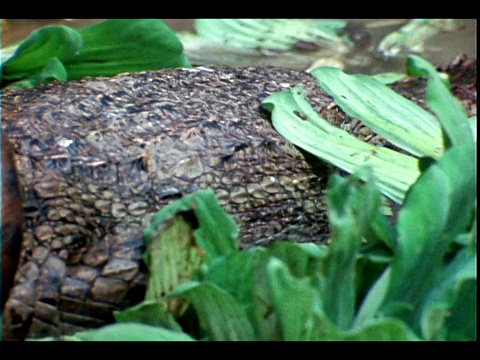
xmin=1 ymin=19 xmax=191 ymax=89
xmin=262 ymin=54 xmax=475 ymax=204
xmin=37 ymin=143 xmax=475 ymax=341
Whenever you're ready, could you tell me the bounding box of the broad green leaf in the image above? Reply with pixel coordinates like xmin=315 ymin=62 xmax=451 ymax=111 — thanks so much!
xmin=2 ymin=19 xmax=191 ymax=88
xmin=5 ymin=56 xmax=70 ymax=89
xmin=114 ymin=300 xmax=183 ymax=332
xmin=67 ymin=19 xmax=190 ymax=80
xmin=58 ymin=323 xmax=195 ymax=341
xmin=38 ymin=57 xmax=68 ymax=84
xmin=170 ymin=281 xmax=256 ymax=341
xmin=1 ymin=25 xmax=83 ymax=80
xmin=310 ymin=66 xmax=443 ymax=158
xmin=262 ymin=85 xmax=419 ymax=204
xmin=407 ymin=54 xmax=473 ymax=148
xmin=266 ymin=258 xmax=341 ymax=341
xmin=384 ymin=143 xmax=476 ymax=326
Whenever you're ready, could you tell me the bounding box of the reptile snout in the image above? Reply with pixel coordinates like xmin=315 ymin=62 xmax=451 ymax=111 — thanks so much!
xmin=2 ymin=136 xmax=23 ymax=310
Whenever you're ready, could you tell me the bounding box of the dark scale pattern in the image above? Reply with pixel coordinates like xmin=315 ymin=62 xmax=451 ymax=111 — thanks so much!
xmin=1 ymin=58 xmax=475 ymax=340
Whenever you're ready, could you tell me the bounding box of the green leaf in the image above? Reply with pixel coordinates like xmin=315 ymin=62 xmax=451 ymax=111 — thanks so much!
xmin=262 ymin=85 xmax=419 ymax=204
xmin=269 ymin=241 xmax=324 ymax=278
xmin=143 ymin=209 xmax=206 ymax=316
xmin=189 ymin=190 xmax=240 ymax=260
xmin=2 ymin=19 xmax=191 ymax=88
xmin=344 ymin=318 xmax=420 ymax=341
xmin=114 ymin=300 xmax=183 ymax=332
xmin=384 ymin=143 xmax=476 ymax=327
xmin=468 ymin=116 xmax=476 ymax=141
xmin=266 ymin=258 xmax=342 ymax=341
xmin=2 ymin=25 xmax=83 ymax=80
xmin=310 ymin=66 xmax=443 ymax=158
xmin=143 ymin=189 xmax=240 ymax=318
xmin=145 ymin=189 xmax=239 ymax=267
xmin=38 ymin=57 xmax=68 ymax=84
xmin=202 ymin=249 xmax=260 ymax=311
xmin=407 ymin=54 xmax=473 ymax=148
xmin=67 ymin=19 xmax=190 ymax=80
xmin=353 ymin=267 xmax=391 ymax=328
xmin=444 ymin=279 xmax=476 ymax=341
xmin=4 ymin=56 xmax=69 ymax=89
xmin=419 ymin=246 xmax=476 ymax=340
xmin=170 ymin=281 xmax=256 ymax=341
xmin=59 ymin=323 xmax=195 ymax=341
xmin=322 ymin=168 xmax=383 ymax=330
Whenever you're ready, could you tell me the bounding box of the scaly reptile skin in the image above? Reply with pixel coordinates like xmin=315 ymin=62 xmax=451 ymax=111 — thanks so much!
xmin=1 ymin=55 xmax=476 ymax=340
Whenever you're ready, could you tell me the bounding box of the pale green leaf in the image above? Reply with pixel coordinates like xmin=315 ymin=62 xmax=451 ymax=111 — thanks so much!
xmin=262 ymin=85 xmax=419 ymax=204
xmin=311 ymin=66 xmax=443 ymax=158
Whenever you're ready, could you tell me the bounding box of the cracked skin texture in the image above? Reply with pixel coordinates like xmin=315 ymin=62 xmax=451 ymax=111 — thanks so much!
xmin=1 ymin=55 xmax=476 ymax=340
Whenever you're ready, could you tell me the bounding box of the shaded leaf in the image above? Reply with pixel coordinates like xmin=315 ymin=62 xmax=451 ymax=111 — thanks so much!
xmin=345 ymin=318 xmax=420 ymax=341
xmin=419 ymin=246 xmax=476 ymax=340
xmin=2 ymin=25 xmax=82 ymax=80
xmin=114 ymin=300 xmax=183 ymax=332
xmin=170 ymin=281 xmax=256 ymax=341
xmin=266 ymin=258 xmax=341 ymax=341
xmin=322 ymin=168 xmax=383 ymax=330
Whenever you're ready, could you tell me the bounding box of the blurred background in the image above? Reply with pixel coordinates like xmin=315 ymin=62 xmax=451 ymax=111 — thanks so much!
xmin=1 ymin=19 xmax=476 ymax=74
